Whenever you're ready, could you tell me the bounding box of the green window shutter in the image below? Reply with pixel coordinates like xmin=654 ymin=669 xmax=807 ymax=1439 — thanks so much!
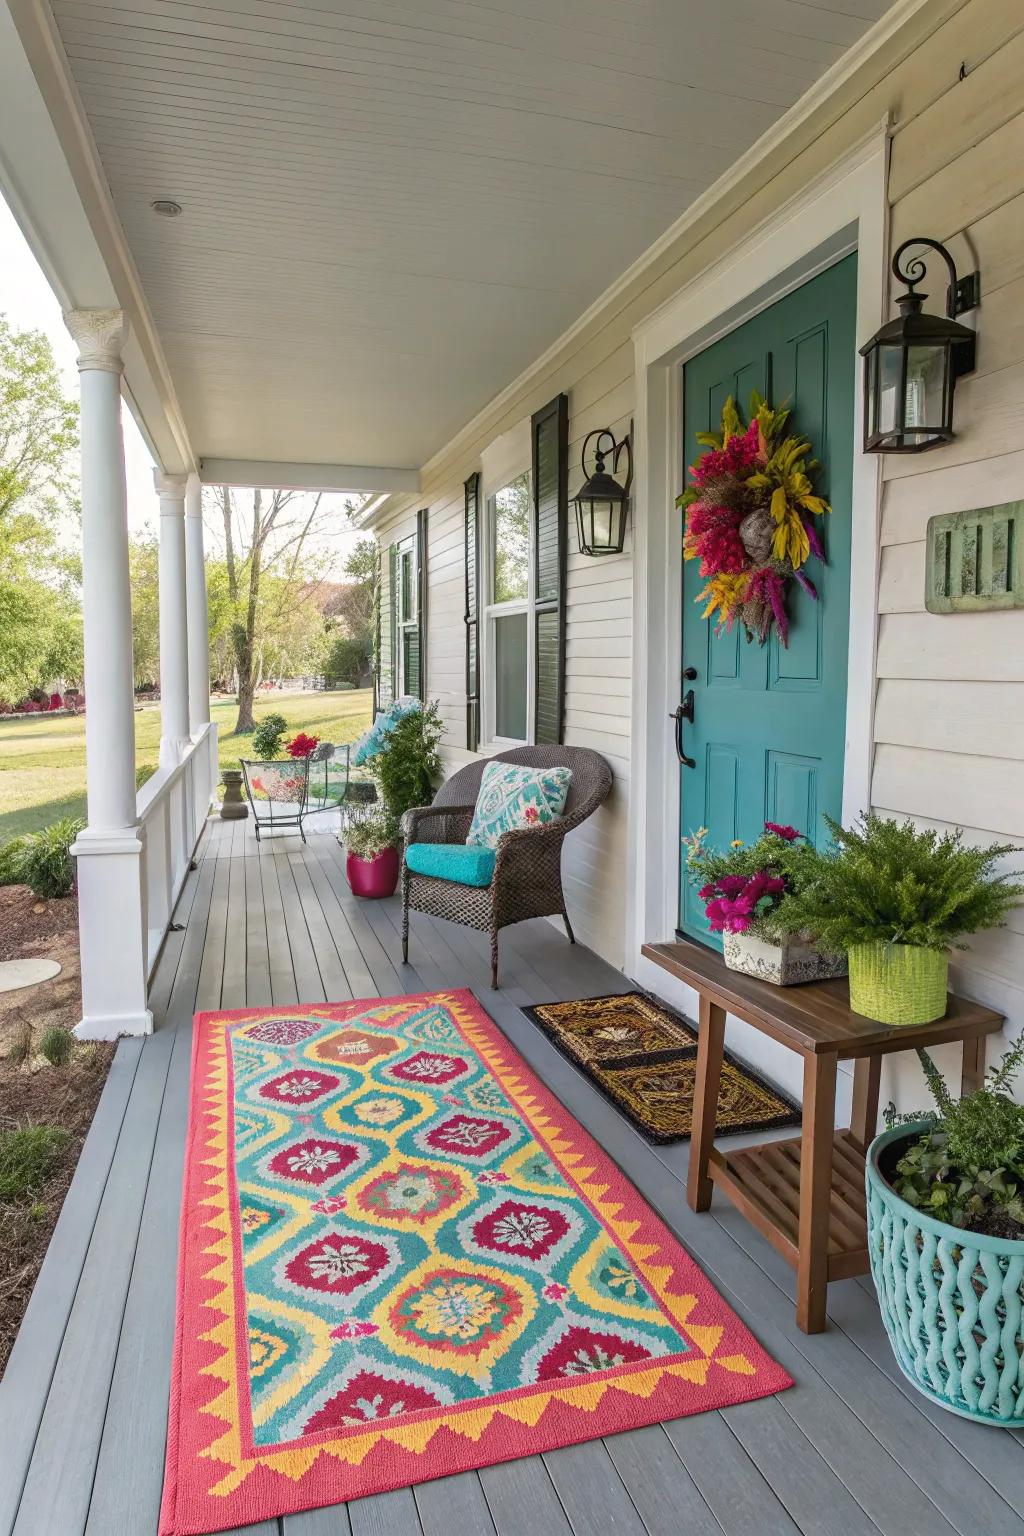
xmin=412 ymin=507 xmax=428 ymax=701
xmin=531 ymin=394 xmax=568 ymax=745
xmin=464 ymin=473 xmax=481 ymax=750
xmin=386 ymin=543 xmax=398 ymax=705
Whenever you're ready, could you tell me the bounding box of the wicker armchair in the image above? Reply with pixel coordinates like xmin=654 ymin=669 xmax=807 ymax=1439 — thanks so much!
xmin=401 ymin=746 xmax=613 ymax=989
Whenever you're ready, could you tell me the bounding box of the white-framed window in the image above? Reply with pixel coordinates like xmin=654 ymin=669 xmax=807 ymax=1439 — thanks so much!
xmin=394 ymin=531 xmax=417 ymax=697
xmin=483 ymin=470 xmax=532 ymax=745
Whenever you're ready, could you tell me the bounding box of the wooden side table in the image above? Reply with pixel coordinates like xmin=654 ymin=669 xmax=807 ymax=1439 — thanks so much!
xmin=642 ymin=940 xmax=1004 ymax=1334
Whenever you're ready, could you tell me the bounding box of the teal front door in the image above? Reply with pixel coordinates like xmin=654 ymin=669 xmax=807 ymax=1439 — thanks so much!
xmin=678 ymin=254 xmax=857 ymax=944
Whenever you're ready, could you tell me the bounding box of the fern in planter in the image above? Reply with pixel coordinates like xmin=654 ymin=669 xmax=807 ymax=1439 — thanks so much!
xmin=884 ymin=1036 xmax=1024 ymax=1239
xmin=778 ymin=814 xmax=1022 ymax=952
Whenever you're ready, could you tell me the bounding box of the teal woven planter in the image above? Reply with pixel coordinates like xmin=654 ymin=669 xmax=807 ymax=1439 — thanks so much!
xmin=867 ymin=1122 xmax=1024 ymax=1425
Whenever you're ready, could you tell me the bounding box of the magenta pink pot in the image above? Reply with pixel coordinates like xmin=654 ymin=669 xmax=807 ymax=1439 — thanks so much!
xmin=345 ymin=845 xmax=399 ymax=899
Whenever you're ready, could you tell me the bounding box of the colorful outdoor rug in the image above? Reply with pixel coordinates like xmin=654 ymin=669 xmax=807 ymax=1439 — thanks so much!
xmin=161 ymin=990 xmax=790 ymax=1535
xmin=522 ymin=992 xmax=799 ymax=1144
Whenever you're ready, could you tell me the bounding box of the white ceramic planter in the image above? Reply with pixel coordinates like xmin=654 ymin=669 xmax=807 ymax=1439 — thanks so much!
xmin=722 ymin=931 xmax=847 ymax=986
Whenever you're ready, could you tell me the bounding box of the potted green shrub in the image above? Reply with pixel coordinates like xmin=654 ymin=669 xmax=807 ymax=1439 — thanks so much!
xmin=868 ymin=1038 xmax=1024 ymax=1423
xmin=341 ymin=813 xmax=400 ymax=899
xmin=779 ymin=815 xmax=1022 ymax=1024
xmin=372 ymin=700 xmax=442 ymax=822
xmin=683 ymin=822 xmax=845 ymax=984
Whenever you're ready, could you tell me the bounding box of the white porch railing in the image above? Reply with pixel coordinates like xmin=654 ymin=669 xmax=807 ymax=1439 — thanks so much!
xmin=137 ymin=722 xmax=218 ymax=976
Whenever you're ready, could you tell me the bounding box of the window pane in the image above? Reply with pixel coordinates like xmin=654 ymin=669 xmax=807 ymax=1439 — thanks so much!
xmin=492 ymin=475 xmax=529 ymax=603
xmin=400 ymin=548 xmax=415 ymax=622
xmin=494 ymin=612 xmax=528 ymax=740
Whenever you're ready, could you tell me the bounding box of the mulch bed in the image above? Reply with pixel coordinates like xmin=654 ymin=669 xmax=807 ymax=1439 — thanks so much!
xmin=0 ymin=885 xmax=114 ymax=1377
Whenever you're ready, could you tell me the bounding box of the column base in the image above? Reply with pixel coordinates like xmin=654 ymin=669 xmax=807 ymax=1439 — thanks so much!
xmin=75 ymin=1007 xmax=154 ymax=1042
xmin=73 ymin=825 xmax=152 ymax=1042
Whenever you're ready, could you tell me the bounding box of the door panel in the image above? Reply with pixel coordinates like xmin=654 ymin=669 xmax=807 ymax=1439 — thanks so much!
xmin=678 ymin=254 xmax=857 ymax=944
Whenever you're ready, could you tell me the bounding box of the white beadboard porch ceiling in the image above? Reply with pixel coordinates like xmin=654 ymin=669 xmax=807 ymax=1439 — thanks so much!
xmin=50 ymin=0 xmax=892 ymax=471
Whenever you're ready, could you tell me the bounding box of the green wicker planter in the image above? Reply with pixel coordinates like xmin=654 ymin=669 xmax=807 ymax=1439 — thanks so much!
xmin=848 ymin=943 xmax=948 ymax=1025
xmin=867 ymin=1123 xmax=1024 ymax=1424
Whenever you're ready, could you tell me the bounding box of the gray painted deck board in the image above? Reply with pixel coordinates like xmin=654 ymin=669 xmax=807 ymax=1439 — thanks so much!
xmin=3 ymin=820 xmax=1024 ymax=1536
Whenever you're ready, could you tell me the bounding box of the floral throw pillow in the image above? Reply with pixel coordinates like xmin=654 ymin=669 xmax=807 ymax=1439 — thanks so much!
xmin=466 ymin=762 xmax=572 ymax=849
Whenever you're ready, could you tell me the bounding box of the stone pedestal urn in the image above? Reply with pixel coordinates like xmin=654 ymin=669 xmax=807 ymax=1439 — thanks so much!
xmin=220 ymin=768 xmax=248 ymax=820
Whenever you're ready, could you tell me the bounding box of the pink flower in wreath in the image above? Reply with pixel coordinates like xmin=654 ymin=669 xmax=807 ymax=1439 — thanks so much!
xmin=765 ymin=822 xmax=801 ymax=842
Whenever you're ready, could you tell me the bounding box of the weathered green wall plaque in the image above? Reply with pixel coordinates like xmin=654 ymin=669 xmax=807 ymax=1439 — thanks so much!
xmin=925 ymin=501 xmax=1023 ymax=613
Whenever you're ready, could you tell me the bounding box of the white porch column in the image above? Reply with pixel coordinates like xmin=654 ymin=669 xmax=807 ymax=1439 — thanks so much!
xmin=65 ymin=308 xmax=152 ymax=1039
xmin=184 ymin=473 xmax=211 ymax=736
xmin=155 ymin=470 xmax=190 ymax=766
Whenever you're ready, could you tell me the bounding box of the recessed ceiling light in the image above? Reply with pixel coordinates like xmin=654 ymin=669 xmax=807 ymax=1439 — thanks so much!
xmin=151 ymin=199 xmax=182 ymax=217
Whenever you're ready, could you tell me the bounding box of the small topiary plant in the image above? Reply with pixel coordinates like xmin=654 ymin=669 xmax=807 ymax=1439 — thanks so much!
xmin=0 ymin=1123 xmax=70 ymax=1200
xmin=252 ymin=712 xmax=288 ymax=758
xmin=39 ymin=1026 xmax=74 ymax=1067
xmin=884 ymin=1035 xmax=1024 ymax=1239
xmin=11 ymin=816 xmax=85 ymax=899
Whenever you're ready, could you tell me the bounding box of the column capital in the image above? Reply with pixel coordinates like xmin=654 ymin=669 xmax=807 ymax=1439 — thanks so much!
xmin=64 ymin=308 xmax=127 ymax=375
xmin=154 ymin=469 xmax=188 ymax=509
xmin=185 ymin=471 xmax=203 ymax=517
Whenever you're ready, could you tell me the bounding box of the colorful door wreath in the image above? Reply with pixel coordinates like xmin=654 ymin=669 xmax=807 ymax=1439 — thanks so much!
xmin=677 ymin=393 xmax=830 ymax=646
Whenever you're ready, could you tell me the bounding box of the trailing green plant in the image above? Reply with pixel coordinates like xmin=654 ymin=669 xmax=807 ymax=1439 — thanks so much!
xmin=0 ymin=1123 xmax=70 ymax=1200
xmin=39 ymin=1026 xmax=74 ymax=1067
xmin=252 ymin=712 xmax=288 ymax=759
xmin=372 ymin=699 xmax=443 ymax=822
xmin=883 ymin=1035 xmax=1024 ymax=1238
xmin=343 ymin=812 xmax=399 ymax=861
xmin=9 ymin=816 xmax=85 ymax=899
xmin=777 ymin=814 xmax=1023 ymax=953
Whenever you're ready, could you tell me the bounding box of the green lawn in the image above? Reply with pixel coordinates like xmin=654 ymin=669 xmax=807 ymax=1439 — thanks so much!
xmin=0 ymin=690 xmax=373 ymax=843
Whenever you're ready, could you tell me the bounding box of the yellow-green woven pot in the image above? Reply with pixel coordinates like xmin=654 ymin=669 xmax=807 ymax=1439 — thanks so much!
xmin=847 ymin=943 xmax=948 ymax=1026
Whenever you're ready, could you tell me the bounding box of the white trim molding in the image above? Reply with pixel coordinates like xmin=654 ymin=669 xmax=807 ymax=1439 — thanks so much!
xmin=627 ymin=128 xmax=890 ymax=1010
xmin=199 ymin=459 xmax=420 ymax=494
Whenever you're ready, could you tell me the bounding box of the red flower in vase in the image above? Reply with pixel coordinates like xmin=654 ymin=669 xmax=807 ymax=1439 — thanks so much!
xmin=287 ymin=732 xmax=320 ymax=759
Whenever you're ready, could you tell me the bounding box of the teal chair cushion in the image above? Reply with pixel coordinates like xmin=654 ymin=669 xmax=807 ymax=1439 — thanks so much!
xmin=405 ymin=842 xmax=496 ymax=888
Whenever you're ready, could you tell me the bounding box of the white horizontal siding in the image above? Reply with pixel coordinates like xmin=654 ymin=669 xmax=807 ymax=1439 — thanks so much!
xmin=365 ymin=0 xmax=1024 ymax=1073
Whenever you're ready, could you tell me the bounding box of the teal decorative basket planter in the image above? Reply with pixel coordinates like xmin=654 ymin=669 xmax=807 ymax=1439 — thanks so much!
xmin=867 ymin=1122 xmax=1024 ymax=1424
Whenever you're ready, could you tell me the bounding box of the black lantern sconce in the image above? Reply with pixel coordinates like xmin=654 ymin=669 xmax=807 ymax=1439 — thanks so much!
xmin=573 ymin=422 xmax=633 ymax=556
xmin=860 ymin=237 xmax=979 ymax=453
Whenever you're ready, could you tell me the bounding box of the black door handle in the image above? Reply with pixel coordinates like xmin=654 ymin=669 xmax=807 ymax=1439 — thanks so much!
xmin=671 ymin=693 xmax=695 ymax=768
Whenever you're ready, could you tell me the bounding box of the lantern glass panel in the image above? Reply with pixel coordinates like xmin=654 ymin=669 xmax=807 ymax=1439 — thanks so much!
xmin=591 ymin=498 xmax=615 ymax=549
xmin=876 ymin=341 xmax=904 ymax=438
xmin=905 ymin=343 xmax=947 ymax=433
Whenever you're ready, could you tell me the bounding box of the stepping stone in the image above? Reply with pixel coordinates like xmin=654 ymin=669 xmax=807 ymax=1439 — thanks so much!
xmin=0 ymin=958 xmax=62 ymax=994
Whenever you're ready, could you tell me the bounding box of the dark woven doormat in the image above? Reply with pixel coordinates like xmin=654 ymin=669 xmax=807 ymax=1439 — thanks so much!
xmin=522 ymin=991 xmax=799 ymax=1145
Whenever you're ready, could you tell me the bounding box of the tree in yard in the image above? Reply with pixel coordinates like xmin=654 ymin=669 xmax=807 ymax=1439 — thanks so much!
xmin=127 ymin=534 xmax=160 ymax=686
xmin=323 ymin=535 xmax=378 ymax=685
xmin=0 ymin=315 xmax=81 ymax=702
xmin=211 ymin=487 xmax=363 ymax=734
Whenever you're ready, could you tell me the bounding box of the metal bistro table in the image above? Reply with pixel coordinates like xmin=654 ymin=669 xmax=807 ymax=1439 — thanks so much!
xmin=643 ymin=939 xmax=1004 ymax=1333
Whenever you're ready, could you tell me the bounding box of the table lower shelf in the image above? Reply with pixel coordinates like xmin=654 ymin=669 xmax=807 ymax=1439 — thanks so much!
xmin=709 ymin=1128 xmax=869 ymax=1281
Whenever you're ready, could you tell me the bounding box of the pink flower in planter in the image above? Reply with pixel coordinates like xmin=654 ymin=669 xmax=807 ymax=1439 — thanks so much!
xmin=705 ymin=894 xmax=756 ymax=934
xmin=764 ymin=822 xmax=802 ymax=842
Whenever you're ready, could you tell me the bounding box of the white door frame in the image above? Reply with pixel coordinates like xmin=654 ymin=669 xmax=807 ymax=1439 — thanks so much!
xmin=626 ymin=127 xmax=890 ymax=1047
